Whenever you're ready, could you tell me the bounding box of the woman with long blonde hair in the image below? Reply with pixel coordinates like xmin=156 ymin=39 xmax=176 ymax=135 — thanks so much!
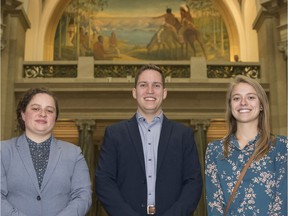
xmin=205 ymin=75 xmax=287 ymax=215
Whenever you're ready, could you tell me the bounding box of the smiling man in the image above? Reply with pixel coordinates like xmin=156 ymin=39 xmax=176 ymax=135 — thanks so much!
xmin=95 ymin=64 xmax=203 ymax=216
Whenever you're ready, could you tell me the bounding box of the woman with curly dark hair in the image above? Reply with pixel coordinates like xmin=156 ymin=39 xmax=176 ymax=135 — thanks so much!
xmin=1 ymin=87 xmax=92 ymax=216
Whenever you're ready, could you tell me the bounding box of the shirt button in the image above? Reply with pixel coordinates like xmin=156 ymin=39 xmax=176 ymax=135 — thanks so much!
xmin=36 ymin=195 xmax=41 ymax=201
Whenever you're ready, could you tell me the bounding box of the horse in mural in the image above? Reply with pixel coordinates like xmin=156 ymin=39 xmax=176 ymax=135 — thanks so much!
xmin=146 ymin=26 xmax=180 ymax=59
xmin=147 ymin=24 xmax=207 ymax=59
xmin=182 ymin=27 xmax=207 ymax=59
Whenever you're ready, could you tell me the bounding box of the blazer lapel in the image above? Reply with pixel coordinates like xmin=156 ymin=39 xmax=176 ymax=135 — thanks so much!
xmin=40 ymin=137 xmax=61 ymax=191
xmin=16 ymin=134 xmax=40 ymax=193
xmin=157 ymin=116 xmax=173 ymax=173
xmin=127 ymin=115 xmax=146 ymax=173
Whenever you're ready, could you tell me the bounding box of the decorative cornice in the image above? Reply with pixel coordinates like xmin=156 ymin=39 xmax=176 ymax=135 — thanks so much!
xmin=75 ymin=119 xmax=96 ymax=131
xmin=189 ymin=119 xmax=211 ymax=132
xmin=253 ymin=8 xmax=274 ymax=31
xmin=7 ymin=7 xmax=31 ymax=30
xmin=261 ymin=0 xmax=286 ymax=14
xmin=1 ymin=0 xmax=22 ymax=10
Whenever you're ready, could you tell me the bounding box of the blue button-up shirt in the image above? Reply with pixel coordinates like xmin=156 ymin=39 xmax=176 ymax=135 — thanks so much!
xmin=137 ymin=112 xmax=163 ymax=206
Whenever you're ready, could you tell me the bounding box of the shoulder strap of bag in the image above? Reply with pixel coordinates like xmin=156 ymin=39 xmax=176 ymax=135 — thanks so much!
xmin=224 ymin=151 xmax=257 ymax=216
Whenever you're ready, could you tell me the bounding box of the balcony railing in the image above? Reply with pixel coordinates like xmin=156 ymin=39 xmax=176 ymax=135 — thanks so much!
xmin=22 ymin=58 xmax=260 ymax=79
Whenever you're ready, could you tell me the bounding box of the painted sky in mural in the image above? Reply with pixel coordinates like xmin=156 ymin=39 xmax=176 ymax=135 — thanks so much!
xmin=99 ymin=0 xmax=184 ymax=17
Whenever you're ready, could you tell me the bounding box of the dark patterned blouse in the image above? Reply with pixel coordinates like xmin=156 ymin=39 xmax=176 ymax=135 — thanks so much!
xmin=27 ymin=136 xmax=51 ymax=189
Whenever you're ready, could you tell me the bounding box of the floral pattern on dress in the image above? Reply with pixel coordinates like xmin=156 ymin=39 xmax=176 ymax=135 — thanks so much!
xmin=205 ymin=135 xmax=287 ymax=216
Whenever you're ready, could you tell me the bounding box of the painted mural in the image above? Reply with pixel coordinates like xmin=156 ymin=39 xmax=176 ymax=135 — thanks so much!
xmin=53 ymin=0 xmax=229 ymax=61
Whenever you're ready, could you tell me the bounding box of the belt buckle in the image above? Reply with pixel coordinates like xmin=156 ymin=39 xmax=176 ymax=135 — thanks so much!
xmin=147 ymin=205 xmax=156 ymax=215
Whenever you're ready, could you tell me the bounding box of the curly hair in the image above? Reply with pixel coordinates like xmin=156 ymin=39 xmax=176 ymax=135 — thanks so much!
xmin=16 ymin=88 xmax=59 ymax=131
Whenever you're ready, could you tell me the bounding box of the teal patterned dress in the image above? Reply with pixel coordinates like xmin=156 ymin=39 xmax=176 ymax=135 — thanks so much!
xmin=205 ymin=135 xmax=287 ymax=216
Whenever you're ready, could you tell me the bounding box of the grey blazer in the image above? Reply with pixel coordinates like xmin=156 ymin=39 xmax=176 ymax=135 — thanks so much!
xmin=1 ymin=134 xmax=92 ymax=216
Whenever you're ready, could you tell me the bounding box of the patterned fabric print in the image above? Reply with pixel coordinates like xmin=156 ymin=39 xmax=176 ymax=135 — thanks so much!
xmin=27 ymin=136 xmax=51 ymax=189
xmin=205 ymin=135 xmax=287 ymax=216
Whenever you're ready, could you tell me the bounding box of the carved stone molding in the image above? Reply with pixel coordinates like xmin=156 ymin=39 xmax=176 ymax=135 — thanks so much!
xmin=189 ymin=119 xmax=211 ymax=132
xmin=260 ymin=0 xmax=287 ymax=60
xmin=1 ymin=0 xmax=30 ymax=51
xmin=1 ymin=0 xmax=30 ymax=29
xmin=278 ymin=40 xmax=287 ymax=60
xmin=260 ymin=0 xmax=285 ymax=14
xmin=1 ymin=23 xmax=6 ymax=51
xmin=0 ymin=0 xmax=21 ymax=51
xmin=75 ymin=119 xmax=96 ymax=131
xmin=1 ymin=0 xmax=22 ymax=12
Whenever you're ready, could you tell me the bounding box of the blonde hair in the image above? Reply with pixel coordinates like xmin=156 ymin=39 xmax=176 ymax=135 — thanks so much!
xmin=223 ymin=75 xmax=274 ymax=160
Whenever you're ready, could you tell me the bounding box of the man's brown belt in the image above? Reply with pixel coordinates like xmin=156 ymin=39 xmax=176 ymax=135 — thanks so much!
xmin=147 ymin=205 xmax=156 ymax=215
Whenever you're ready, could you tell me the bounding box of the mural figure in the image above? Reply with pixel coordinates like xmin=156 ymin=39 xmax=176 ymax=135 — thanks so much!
xmin=147 ymin=4 xmax=207 ymax=59
xmin=109 ymin=31 xmax=120 ymax=57
xmin=178 ymin=4 xmax=207 ymax=58
xmin=93 ymin=35 xmax=106 ymax=60
xmin=178 ymin=4 xmax=195 ymax=43
xmin=153 ymin=8 xmax=180 ymax=43
xmin=79 ymin=26 xmax=89 ymax=56
xmin=147 ymin=8 xmax=181 ymax=58
xmin=66 ymin=18 xmax=76 ymax=47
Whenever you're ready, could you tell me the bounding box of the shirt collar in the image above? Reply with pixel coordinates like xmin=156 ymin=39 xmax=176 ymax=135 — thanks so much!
xmin=136 ymin=112 xmax=163 ymax=123
xmin=230 ymin=133 xmax=260 ymax=149
xmin=26 ymin=135 xmax=52 ymax=146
